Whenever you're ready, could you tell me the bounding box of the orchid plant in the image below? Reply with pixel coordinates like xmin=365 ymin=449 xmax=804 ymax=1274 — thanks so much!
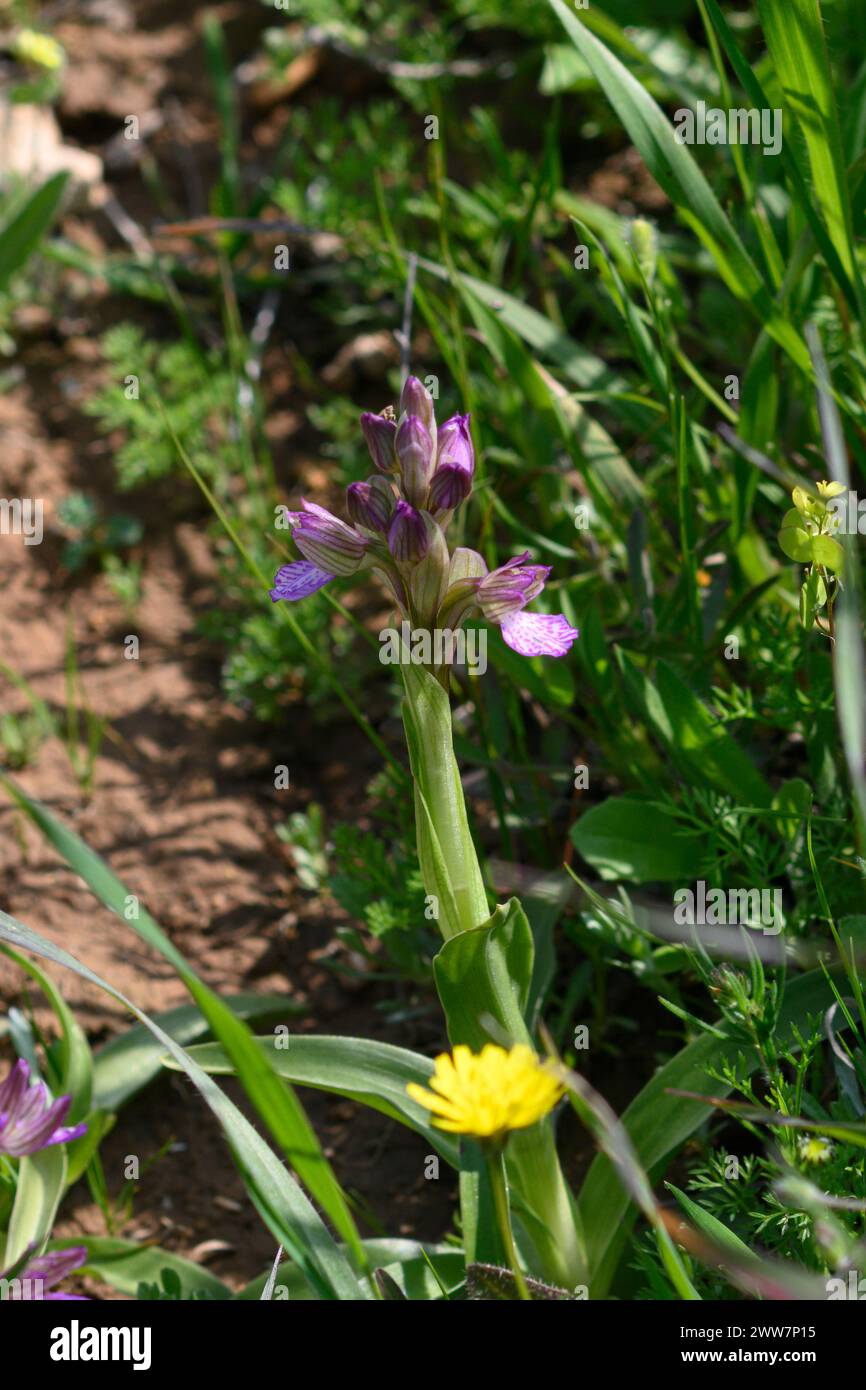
xmin=270 ymin=377 xmax=578 ymax=939
xmin=268 ymin=380 xmax=584 ymax=1289
xmin=0 ymin=384 xmax=590 ymax=1303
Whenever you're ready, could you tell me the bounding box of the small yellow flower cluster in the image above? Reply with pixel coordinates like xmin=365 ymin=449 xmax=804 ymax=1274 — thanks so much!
xmin=407 ymin=1043 xmax=564 ymax=1142
xmin=816 ymin=480 xmax=846 ymax=501
xmin=12 ymin=29 xmax=65 ymax=71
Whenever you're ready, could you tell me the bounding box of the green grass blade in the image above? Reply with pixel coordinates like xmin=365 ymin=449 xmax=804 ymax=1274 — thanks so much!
xmin=0 ymin=172 xmax=69 ymax=293
xmin=756 ymin=0 xmax=864 ymax=310
xmin=169 ymin=1034 xmax=460 ymax=1166
xmin=702 ymin=0 xmax=860 ymax=312
xmin=0 ymin=774 xmax=368 ymax=1273
xmin=548 ymin=0 xmax=812 ymax=374
xmin=92 ymin=995 xmax=295 ymax=1111
xmin=578 ymin=964 xmax=844 ymax=1296
xmin=0 ymin=908 xmax=364 ymax=1300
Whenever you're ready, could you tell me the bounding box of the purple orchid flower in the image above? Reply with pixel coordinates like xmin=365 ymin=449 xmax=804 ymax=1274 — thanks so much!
xmin=1 ymin=1246 xmax=88 ymax=1300
xmin=270 ymin=386 xmax=578 ymax=661
xmin=269 ymin=499 xmax=369 ymax=603
xmin=0 ymin=1059 xmax=87 ymax=1158
xmin=290 ymin=500 xmax=368 ymax=576
xmin=444 ymin=550 xmax=579 ymax=658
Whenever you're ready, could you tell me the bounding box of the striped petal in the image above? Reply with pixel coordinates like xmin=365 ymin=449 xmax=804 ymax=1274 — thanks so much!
xmin=269 ymin=562 xmax=334 ymax=603
xmin=499 ymin=611 xmax=579 ymax=658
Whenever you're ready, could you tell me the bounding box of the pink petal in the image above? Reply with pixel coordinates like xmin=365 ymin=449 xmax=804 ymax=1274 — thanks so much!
xmin=270 ymin=561 xmax=334 ymax=602
xmin=499 ymin=610 xmax=579 ymax=658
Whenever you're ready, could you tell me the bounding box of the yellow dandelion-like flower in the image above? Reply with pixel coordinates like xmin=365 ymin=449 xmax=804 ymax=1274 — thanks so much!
xmin=12 ymin=29 xmax=65 ymax=71
xmin=406 ymin=1043 xmax=564 ymax=1142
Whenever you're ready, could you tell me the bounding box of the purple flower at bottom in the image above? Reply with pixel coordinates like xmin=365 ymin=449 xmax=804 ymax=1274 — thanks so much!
xmin=0 ymin=1059 xmax=87 ymax=1158
xmin=2 ymin=1246 xmax=88 ymax=1300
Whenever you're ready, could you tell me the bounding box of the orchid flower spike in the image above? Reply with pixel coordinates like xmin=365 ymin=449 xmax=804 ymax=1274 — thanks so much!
xmin=270 ymin=384 xmax=578 ymax=664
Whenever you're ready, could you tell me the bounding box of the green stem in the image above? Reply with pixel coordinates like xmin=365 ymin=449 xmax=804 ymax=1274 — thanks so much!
xmin=486 ymin=1145 xmax=531 ymax=1301
xmin=400 ymin=662 xmax=489 ymax=939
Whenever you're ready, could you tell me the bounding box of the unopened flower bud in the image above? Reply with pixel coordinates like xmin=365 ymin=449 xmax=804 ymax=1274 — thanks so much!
xmin=429 ymin=462 xmax=472 ymax=512
xmin=12 ymin=28 xmax=64 ymax=70
xmin=399 ymin=376 xmax=436 ymax=434
xmin=346 ymin=476 xmax=394 ymax=533
xmin=388 ymin=500 xmax=429 ymax=563
xmin=360 ymin=412 xmax=397 ymax=472
xmin=429 ymin=414 xmax=474 ymax=512
xmin=395 ymin=415 xmax=435 ymax=508
xmin=409 ymin=517 xmax=450 ymax=626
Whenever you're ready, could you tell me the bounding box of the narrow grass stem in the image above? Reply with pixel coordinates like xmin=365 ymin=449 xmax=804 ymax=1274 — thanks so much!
xmin=485 ymin=1144 xmax=531 ymax=1302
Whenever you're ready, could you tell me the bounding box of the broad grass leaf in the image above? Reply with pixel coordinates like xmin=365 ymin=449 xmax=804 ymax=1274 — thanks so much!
xmin=93 ymin=995 xmax=295 ymax=1111
xmin=171 ymin=1034 xmax=460 ymax=1167
xmin=52 ymin=1236 xmax=231 ymax=1300
xmin=570 ymin=794 xmax=704 ymax=883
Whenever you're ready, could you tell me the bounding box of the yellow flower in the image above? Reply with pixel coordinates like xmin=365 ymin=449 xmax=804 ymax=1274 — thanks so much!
xmin=406 ymin=1043 xmax=564 ymax=1142
xmin=12 ymin=29 xmax=65 ymax=71
xmin=798 ymin=1135 xmax=833 ymax=1165
xmin=816 ymin=480 xmax=846 ymax=500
